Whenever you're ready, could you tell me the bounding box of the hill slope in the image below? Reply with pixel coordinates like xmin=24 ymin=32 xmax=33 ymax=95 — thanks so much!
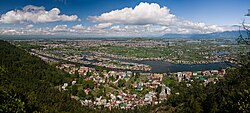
xmin=0 ymin=40 xmax=92 ymax=112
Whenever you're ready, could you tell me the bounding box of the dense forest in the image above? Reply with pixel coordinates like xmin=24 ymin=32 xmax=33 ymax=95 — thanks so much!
xmin=0 ymin=40 xmax=94 ymax=112
xmin=0 ymin=40 xmax=250 ymax=113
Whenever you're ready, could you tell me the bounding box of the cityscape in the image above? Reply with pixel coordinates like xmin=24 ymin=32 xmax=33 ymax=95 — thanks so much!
xmin=1 ymin=0 xmax=250 ymax=113
xmin=13 ymin=38 xmax=231 ymax=109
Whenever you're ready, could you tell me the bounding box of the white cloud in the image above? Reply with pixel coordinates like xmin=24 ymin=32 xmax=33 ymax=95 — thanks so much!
xmin=26 ymin=24 xmax=34 ymax=29
xmin=72 ymin=24 xmax=86 ymax=30
xmin=111 ymin=25 xmax=126 ymax=31
xmin=89 ymin=2 xmax=175 ymax=25
xmin=52 ymin=25 xmax=68 ymax=32
xmin=0 ymin=5 xmax=78 ymax=24
xmin=0 ymin=24 xmax=238 ymax=37
xmin=23 ymin=5 xmax=45 ymax=11
xmin=94 ymin=23 xmax=113 ymax=29
xmin=0 ymin=2 xmax=238 ymax=36
xmin=88 ymin=2 xmax=235 ymax=34
xmin=0 ymin=29 xmax=20 ymax=35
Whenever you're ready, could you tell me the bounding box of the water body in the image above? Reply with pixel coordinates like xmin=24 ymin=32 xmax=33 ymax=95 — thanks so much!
xmin=102 ymin=56 xmax=231 ymax=73
xmin=40 ymin=52 xmax=231 ymax=73
xmin=35 ymin=52 xmax=144 ymax=72
xmin=139 ymin=61 xmax=229 ymax=73
xmin=211 ymin=51 xmax=233 ymax=55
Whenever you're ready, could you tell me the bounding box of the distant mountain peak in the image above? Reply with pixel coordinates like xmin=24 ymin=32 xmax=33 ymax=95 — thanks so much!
xmin=162 ymin=30 xmax=247 ymax=39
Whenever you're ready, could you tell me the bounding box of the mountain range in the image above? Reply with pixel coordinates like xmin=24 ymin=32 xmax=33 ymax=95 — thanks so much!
xmin=162 ymin=30 xmax=248 ymax=39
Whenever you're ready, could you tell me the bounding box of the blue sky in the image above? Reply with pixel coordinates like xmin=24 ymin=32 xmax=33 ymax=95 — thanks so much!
xmin=0 ymin=0 xmax=249 ymax=36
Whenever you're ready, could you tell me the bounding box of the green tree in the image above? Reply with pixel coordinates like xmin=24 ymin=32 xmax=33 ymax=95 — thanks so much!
xmin=86 ymin=71 xmax=92 ymax=77
xmin=0 ymin=86 xmax=26 ymax=113
xmin=95 ymin=66 xmax=103 ymax=72
xmin=71 ymin=85 xmax=78 ymax=96
xmin=82 ymin=80 xmax=94 ymax=89
xmin=156 ymin=86 xmax=162 ymax=94
xmin=77 ymin=90 xmax=86 ymax=99
xmin=118 ymin=79 xmax=126 ymax=88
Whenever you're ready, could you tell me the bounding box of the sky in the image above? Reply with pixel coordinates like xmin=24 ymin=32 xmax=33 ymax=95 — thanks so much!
xmin=0 ymin=0 xmax=249 ymax=37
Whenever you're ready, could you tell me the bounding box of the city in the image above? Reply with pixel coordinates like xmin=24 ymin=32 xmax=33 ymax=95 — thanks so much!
xmin=10 ymin=38 xmax=236 ymax=109
xmin=1 ymin=0 xmax=250 ymax=113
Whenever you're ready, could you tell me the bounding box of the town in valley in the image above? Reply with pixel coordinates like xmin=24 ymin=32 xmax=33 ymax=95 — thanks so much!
xmin=10 ymin=38 xmax=244 ymax=109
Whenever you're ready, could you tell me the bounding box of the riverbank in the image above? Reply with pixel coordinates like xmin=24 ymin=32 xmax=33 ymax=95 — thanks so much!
xmin=32 ymin=50 xmax=231 ymax=73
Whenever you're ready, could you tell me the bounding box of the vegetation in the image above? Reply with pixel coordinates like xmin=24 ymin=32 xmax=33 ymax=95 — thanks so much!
xmin=1 ymin=40 xmax=250 ymax=113
xmin=82 ymin=80 xmax=94 ymax=89
xmin=152 ymin=53 xmax=250 ymax=113
xmin=0 ymin=40 xmax=91 ymax=112
xmin=85 ymin=41 xmax=250 ymax=63
xmin=14 ymin=41 xmax=44 ymax=51
xmin=118 ymin=79 xmax=126 ymax=88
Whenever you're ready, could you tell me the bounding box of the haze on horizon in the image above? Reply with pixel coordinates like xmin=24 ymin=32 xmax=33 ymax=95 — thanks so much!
xmin=0 ymin=0 xmax=249 ymax=37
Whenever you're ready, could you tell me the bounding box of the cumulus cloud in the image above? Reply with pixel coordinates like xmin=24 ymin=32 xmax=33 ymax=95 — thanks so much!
xmin=0 ymin=29 xmax=20 ymax=35
xmin=88 ymin=2 xmax=234 ymax=34
xmin=0 ymin=5 xmax=78 ymax=24
xmin=72 ymin=24 xmax=86 ymax=30
xmin=0 ymin=2 xmax=237 ymax=36
xmin=110 ymin=25 xmax=126 ymax=31
xmin=0 ymin=24 xmax=237 ymax=37
xmin=94 ymin=23 xmax=113 ymax=29
xmin=26 ymin=24 xmax=34 ymax=29
xmin=52 ymin=25 xmax=69 ymax=32
xmin=89 ymin=2 xmax=175 ymax=25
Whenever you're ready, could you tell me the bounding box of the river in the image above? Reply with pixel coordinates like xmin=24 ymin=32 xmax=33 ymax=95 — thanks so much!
xmin=104 ymin=57 xmax=230 ymax=73
xmin=37 ymin=52 xmax=232 ymax=73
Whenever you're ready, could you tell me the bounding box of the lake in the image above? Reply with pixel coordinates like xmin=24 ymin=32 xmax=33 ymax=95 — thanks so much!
xmin=39 ymin=51 xmax=232 ymax=73
xmin=104 ymin=56 xmax=231 ymax=73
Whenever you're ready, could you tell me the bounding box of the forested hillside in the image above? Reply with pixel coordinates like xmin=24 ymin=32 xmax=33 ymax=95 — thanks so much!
xmin=0 ymin=40 xmax=152 ymax=113
xmin=0 ymin=40 xmax=249 ymax=113
xmin=0 ymin=40 xmax=92 ymax=112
